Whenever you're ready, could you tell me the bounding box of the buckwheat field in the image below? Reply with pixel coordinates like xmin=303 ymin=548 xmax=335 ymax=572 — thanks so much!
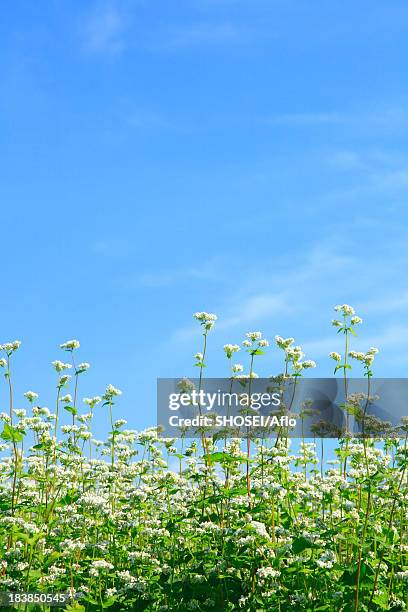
xmin=0 ymin=305 xmax=407 ymax=611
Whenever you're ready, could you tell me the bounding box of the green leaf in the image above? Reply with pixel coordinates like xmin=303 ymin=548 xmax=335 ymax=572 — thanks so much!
xmin=58 ymin=492 xmax=81 ymax=506
xmin=292 ymin=536 xmax=313 ymax=554
xmin=102 ymin=596 xmax=118 ymax=608
xmin=204 ymin=452 xmax=247 ymax=464
xmin=341 ymin=564 xmax=358 ymax=586
xmin=32 ymin=442 xmax=51 ymax=451
xmin=64 ymin=405 xmax=78 ymax=416
xmin=1 ymin=423 xmax=25 ymax=442
xmin=372 ymin=591 xmax=390 ymax=609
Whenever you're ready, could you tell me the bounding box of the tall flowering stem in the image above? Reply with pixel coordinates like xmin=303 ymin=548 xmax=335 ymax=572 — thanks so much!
xmin=275 ymin=336 xmax=316 ymax=447
xmin=102 ymin=384 xmax=122 ymax=513
xmin=83 ymin=396 xmax=101 ymax=459
xmin=242 ymin=332 xmax=269 ymax=496
xmin=223 ymin=344 xmax=241 ymax=448
xmin=51 ymin=360 xmax=72 ymax=466
xmin=0 ymin=341 xmax=21 ymax=517
xmin=349 ymin=347 xmax=378 ymax=612
xmin=331 ymin=304 xmax=362 ymax=475
xmin=193 ymin=312 xmax=217 ymax=462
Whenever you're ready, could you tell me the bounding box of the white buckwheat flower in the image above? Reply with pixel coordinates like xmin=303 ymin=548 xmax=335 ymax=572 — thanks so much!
xmin=59 ymin=394 xmax=72 ymax=404
xmin=114 ymin=419 xmax=127 ymax=428
xmin=52 ymin=361 xmax=72 ymax=373
xmin=301 ymin=360 xmax=316 ymax=369
xmin=193 ymin=312 xmax=217 ymax=330
xmin=13 ymin=409 xmax=26 ymax=418
xmin=275 ymin=336 xmax=294 ymax=349
xmin=316 ymin=549 xmax=336 ymax=569
xmin=59 ymin=374 xmax=71 ymax=385
xmin=245 ymin=331 xmax=262 ymax=342
xmin=223 ymin=344 xmax=240 ymax=358
xmin=1 ymin=341 xmax=21 ymax=354
xmin=329 ymin=352 xmax=341 ymax=362
xmin=367 ymin=347 xmax=379 ymax=355
xmin=256 ymin=567 xmax=280 ymax=580
xmin=60 ymin=339 xmax=80 ymax=351
xmin=232 ymin=364 xmax=244 ymax=373
xmin=103 ymin=384 xmax=122 ymax=399
xmin=89 ymin=559 xmax=114 ymax=577
xmin=24 ymin=391 xmax=39 ymax=402
xmin=351 ymin=316 xmax=362 ymax=325
xmin=334 ymin=304 xmax=355 ymax=316
xmin=83 ymin=396 xmax=101 ymax=407
xmin=349 ymin=349 xmax=378 ymax=368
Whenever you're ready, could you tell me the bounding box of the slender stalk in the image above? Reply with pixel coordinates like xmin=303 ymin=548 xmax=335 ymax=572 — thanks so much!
xmin=246 ymin=353 xmax=255 ymax=496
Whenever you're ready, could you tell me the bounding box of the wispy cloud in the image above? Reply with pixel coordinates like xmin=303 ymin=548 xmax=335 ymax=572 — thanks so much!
xmin=357 ymin=291 xmax=408 ymax=315
xmin=265 ymin=112 xmax=348 ymax=126
xmin=170 ymin=292 xmax=289 ymax=345
xmin=124 ymin=108 xmax=174 ymax=130
xmin=304 ymin=325 xmax=408 ymax=363
xmin=167 ymin=225 xmax=408 ymax=368
xmin=262 ymin=103 xmax=408 ymax=132
xmin=160 ymin=22 xmax=260 ymax=49
xmin=168 ymin=240 xmax=355 ymax=347
xmin=217 ymin=293 xmax=289 ymax=330
xmin=83 ymin=3 xmax=127 ymax=55
xmin=81 ymin=9 xmax=263 ymax=57
xmin=139 ymin=258 xmax=225 ymax=288
xmin=115 ymin=100 xmax=191 ymax=132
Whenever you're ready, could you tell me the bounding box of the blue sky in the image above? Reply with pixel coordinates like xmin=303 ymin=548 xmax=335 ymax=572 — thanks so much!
xmin=2 ymin=0 xmax=408 ymax=437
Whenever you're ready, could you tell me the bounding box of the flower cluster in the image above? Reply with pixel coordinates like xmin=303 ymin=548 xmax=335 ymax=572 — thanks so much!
xmin=275 ymin=336 xmax=316 ymax=376
xmin=0 ymin=340 xmax=21 ymax=355
xmin=193 ymin=312 xmax=217 ymax=330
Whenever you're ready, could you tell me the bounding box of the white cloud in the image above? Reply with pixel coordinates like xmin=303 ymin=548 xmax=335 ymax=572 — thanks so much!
xmin=217 ymin=293 xmax=289 ymax=330
xmin=261 ymin=103 xmax=408 ymax=134
xmin=304 ymin=325 xmax=408 ymax=361
xmin=169 ymin=292 xmax=288 ymax=345
xmin=162 ymin=227 xmax=408 ymax=380
xmin=365 ymin=325 xmax=408 ymax=351
xmin=266 ymin=112 xmax=348 ymax=126
xmin=83 ymin=4 xmax=127 ymax=55
xmin=357 ymin=291 xmax=408 ymax=315
xmin=168 ymin=240 xmax=354 ymax=347
xmin=161 ymin=22 xmax=259 ymax=49
xmin=139 ymin=257 xmax=225 ymax=288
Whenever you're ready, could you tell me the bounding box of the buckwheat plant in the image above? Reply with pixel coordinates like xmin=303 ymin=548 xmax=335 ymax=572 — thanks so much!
xmin=0 ymin=308 xmax=406 ymax=611
xmin=242 ymin=332 xmax=269 ymax=496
